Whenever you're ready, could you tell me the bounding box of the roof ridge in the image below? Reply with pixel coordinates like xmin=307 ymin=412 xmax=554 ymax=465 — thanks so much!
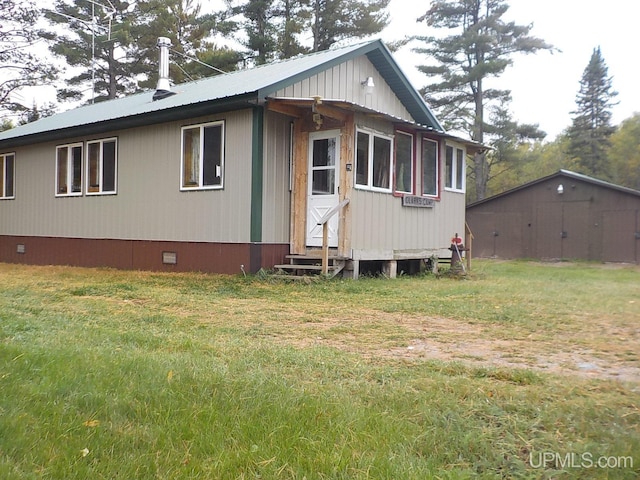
xmin=170 ymin=39 xmax=380 ymax=88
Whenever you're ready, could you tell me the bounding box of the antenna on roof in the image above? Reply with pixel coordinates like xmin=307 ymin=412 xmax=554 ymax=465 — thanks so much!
xmin=169 ymin=49 xmax=230 ymax=76
xmin=48 ymin=0 xmax=118 ymax=104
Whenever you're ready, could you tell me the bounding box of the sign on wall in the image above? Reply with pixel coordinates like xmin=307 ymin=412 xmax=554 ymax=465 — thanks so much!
xmin=402 ymin=195 xmax=435 ymax=208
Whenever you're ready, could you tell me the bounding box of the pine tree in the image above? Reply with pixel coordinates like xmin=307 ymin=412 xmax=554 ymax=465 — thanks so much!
xmin=44 ymin=0 xmax=144 ymax=103
xmin=231 ymin=0 xmax=280 ymax=65
xmin=226 ymin=0 xmax=389 ymax=63
xmin=477 ymin=100 xmax=545 ymax=198
xmin=413 ymin=0 xmax=553 ymax=201
xmin=311 ymin=0 xmax=389 ymax=52
xmin=278 ymin=0 xmax=311 ymax=58
xmin=132 ymin=0 xmax=232 ymax=88
xmin=44 ymin=0 xmax=234 ymax=104
xmin=566 ymin=47 xmax=617 ymax=179
xmin=0 ymin=0 xmax=58 ymax=118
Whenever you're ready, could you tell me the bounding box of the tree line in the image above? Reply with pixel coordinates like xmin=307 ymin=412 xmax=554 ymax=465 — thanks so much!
xmin=1 ymin=0 xmax=637 ymax=198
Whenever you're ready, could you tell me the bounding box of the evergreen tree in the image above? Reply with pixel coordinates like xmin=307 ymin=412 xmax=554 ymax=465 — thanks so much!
xmin=412 ymin=0 xmax=553 ymax=201
xmin=45 ymin=0 xmax=236 ymax=104
xmin=132 ymin=0 xmax=233 ymax=88
xmin=311 ymin=0 xmax=389 ymax=52
xmin=19 ymin=101 xmax=57 ymax=125
xmin=229 ymin=0 xmax=280 ymax=65
xmin=44 ymin=0 xmax=143 ymax=103
xmin=566 ymin=46 xmax=617 ymax=179
xmin=278 ymin=0 xmax=311 ymax=58
xmin=0 ymin=0 xmax=58 ymax=118
xmin=226 ymin=0 xmax=388 ymax=63
xmin=475 ymin=100 xmax=545 ymax=198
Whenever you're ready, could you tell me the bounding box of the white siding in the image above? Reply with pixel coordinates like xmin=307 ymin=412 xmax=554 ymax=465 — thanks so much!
xmin=0 ymin=110 xmax=255 ymax=243
xmin=274 ymin=56 xmax=414 ymax=122
xmin=349 ymin=190 xmax=466 ymax=259
xmin=262 ymin=111 xmax=291 ymax=243
xmin=348 ymin=134 xmax=468 ymax=259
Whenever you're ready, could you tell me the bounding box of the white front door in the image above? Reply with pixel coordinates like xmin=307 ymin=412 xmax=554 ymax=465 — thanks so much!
xmin=306 ymin=130 xmax=341 ymax=247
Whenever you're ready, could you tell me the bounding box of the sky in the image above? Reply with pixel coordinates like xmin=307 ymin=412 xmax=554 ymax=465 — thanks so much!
xmin=383 ymin=0 xmax=639 ymax=140
xmin=21 ymin=0 xmax=639 ymax=141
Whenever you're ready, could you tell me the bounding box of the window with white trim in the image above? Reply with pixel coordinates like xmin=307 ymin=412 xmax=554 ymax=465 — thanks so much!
xmin=87 ymin=138 xmax=117 ymax=195
xmin=181 ymin=121 xmax=224 ymax=190
xmin=355 ymin=129 xmax=392 ymax=192
xmin=394 ymin=132 xmax=413 ymax=194
xmin=444 ymin=145 xmax=465 ymax=192
xmin=56 ymin=143 xmax=83 ymax=196
xmin=0 ymin=153 xmax=15 ymax=199
xmin=422 ymin=138 xmax=438 ymax=196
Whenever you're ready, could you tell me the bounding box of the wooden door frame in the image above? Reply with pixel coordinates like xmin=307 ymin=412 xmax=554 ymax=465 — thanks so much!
xmin=289 ymin=111 xmax=353 ymax=256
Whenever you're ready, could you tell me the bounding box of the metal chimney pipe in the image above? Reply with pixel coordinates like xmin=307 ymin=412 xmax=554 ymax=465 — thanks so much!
xmin=153 ymin=37 xmax=175 ymax=101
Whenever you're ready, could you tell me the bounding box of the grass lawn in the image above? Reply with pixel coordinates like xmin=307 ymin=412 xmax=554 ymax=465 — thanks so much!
xmin=0 ymin=260 xmax=638 ymax=479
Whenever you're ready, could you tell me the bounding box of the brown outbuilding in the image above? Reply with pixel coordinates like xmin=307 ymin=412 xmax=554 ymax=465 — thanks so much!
xmin=466 ymin=170 xmax=640 ymax=263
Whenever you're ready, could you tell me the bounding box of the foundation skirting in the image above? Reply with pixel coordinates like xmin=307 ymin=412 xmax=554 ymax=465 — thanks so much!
xmin=0 ymin=236 xmax=289 ymax=274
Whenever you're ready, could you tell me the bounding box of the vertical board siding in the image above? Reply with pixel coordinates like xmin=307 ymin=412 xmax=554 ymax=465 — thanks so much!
xmin=274 ymin=57 xmax=413 ymax=122
xmin=0 ymin=110 xmax=254 ymax=243
xmin=347 ymin=126 xmax=466 ymax=258
xmin=466 ymin=175 xmax=640 ymax=263
xmin=262 ymin=111 xmax=291 ymax=243
xmin=350 ymin=189 xmax=465 ymax=257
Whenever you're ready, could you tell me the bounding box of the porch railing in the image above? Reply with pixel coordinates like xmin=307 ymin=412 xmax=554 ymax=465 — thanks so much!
xmin=317 ymin=198 xmax=350 ymax=275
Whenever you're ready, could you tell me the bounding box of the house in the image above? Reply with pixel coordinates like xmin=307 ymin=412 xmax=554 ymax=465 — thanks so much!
xmin=0 ymin=39 xmax=478 ymax=278
xmin=466 ymin=170 xmax=640 ymax=263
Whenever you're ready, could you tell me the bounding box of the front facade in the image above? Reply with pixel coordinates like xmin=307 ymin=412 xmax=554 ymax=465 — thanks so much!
xmin=466 ymin=170 xmax=640 ymax=263
xmin=0 ymin=40 xmax=475 ymax=276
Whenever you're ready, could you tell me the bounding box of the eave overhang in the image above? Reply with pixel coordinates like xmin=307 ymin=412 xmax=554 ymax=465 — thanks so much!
xmin=0 ymin=93 xmax=259 ymax=149
xmin=266 ymin=96 xmax=483 ymax=153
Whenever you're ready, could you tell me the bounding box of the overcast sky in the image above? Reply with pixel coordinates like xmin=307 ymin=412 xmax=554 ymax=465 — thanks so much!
xmin=23 ymin=0 xmax=638 ymax=141
xmin=384 ymin=0 xmax=639 ymax=140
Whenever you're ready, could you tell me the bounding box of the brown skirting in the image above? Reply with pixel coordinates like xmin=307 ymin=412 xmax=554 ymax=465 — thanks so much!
xmin=0 ymin=236 xmax=290 ymax=274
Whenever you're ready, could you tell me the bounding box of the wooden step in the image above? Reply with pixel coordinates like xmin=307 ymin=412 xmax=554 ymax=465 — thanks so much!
xmin=285 ymin=254 xmax=349 ymax=262
xmin=274 ymin=263 xmax=325 ymax=271
xmin=273 ymin=254 xmax=347 ymax=278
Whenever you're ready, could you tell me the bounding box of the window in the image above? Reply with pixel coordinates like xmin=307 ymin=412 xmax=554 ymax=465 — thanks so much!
xmin=395 ymin=132 xmax=413 ymax=194
xmin=456 ymin=148 xmax=465 ymax=191
xmin=86 ymin=138 xmax=117 ymax=195
xmin=0 ymin=153 xmax=15 ymax=199
xmin=56 ymin=143 xmax=83 ymax=196
xmin=311 ymin=137 xmax=337 ymax=195
xmin=422 ymin=138 xmax=438 ymax=196
xmin=445 ymin=145 xmax=465 ymax=192
xmin=355 ymin=129 xmax=392 ymax=192
xmin=181 ymin=121 xmax=224 ymax=190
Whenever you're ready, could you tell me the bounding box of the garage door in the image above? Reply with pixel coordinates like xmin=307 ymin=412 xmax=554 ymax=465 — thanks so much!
xmin=602 ymin=210 xmax=639 ymax=263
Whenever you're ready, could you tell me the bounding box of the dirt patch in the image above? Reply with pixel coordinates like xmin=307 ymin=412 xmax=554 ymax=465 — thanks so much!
xmin=291 ymin=312 xmax=640 ymax=385
xmin=391 ymin=338 xmax=640 ymax=384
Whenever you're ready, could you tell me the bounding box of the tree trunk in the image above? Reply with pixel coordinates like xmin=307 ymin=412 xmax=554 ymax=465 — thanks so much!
xmin=473 ymin=150 xmax=488 ymax=201
xmin=472 ymin=77 xmax=487 ymax=201
xmin=312 ymin=0 xmax=321 ymax=52
xmin=108 ymin=46 xmax=117 ymax=100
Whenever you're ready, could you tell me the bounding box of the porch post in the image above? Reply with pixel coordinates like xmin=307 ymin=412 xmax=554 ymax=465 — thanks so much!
xmin=290 ymin=120 xmax=308 ymax=254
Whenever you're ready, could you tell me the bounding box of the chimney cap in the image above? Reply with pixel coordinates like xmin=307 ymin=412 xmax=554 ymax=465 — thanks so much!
xmin=157 ymin=36 xmax=172 ymax=47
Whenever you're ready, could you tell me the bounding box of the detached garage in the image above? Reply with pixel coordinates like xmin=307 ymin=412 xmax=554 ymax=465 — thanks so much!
xmin=466 ymin=170 xmax=640 ymax=263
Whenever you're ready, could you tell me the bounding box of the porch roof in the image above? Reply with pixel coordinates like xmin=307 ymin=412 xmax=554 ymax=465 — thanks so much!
xmin=266 ymin=97 xmax=483 ymax=153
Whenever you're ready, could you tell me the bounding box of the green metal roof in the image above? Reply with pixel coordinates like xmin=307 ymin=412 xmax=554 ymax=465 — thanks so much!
xmin=0 ymin=39 xmax=443 ymax=148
